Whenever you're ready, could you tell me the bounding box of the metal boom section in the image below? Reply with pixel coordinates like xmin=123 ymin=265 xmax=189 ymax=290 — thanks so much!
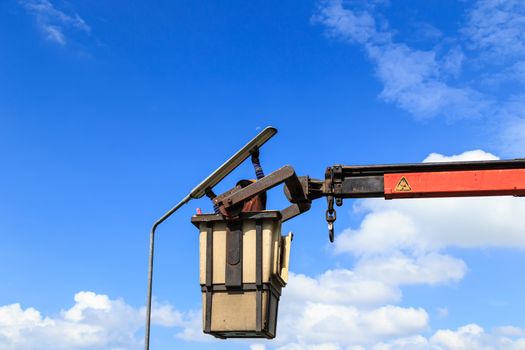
xmin=215 ymin=158 xmax=525 ymax=241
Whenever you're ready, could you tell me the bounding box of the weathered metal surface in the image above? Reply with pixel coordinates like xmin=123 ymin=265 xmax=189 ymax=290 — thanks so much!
xmin=337 ymin=158 xmax=525 ymax=176
xmin=213 ymin=165 xmax=312 ymax=221
xmin=193 ymin=213 xmax=289 ymax=339
xmin=225 ymin=221 xmax=243 ymax=288
xmin=214 ymin=166 xmax=296 ymax=210
xmin=338 ymin=176 xmax=384 ymax=198
xmin=280 ymin=202 xmax=311 ymax=222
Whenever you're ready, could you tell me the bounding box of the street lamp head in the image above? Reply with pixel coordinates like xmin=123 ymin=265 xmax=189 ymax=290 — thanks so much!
xmin=188 ymin=126 xmax=277 ymax=199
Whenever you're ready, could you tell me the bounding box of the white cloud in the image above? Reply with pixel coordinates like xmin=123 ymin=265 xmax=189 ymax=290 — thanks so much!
xmin=314 ymin=0 xmax=525 ymax=154
xmin=354 ymin=253 xmax=466 ymax=286
xmin=440 ymin=46 xmax=465 ymax=78
xmin=314 ymin=0 xmax=486 ymax=120
xmin=42 ymin=24 xmax=65 ymax=45
xmin=373 ymin=326 xmax=522 ymax=350
xmin=285 ymin=270 xmax=400 ymax=306
xmin=276 ymin=302 xmax=428 ymax=348
xmin=0 ymin=291 xmax=195 ymax=350
xmin=277 ymin=343 xmax=343 ymax=350
xmin=463 ymin=0 xmax=525 ymax=63
xmin=462 ymin=0 xmax=525 ymax=136
xmin=20 ymin=0 xmax=90 ymax=45
xmin=496 ymin=95 xmax=525 ymax=155
xmin=430 ymin=324 xmax=525 ymax=350
xmin=339 ymin=189 xmax=525 ymax=254
xmin=372 ymin=335 xmax=429 ymax=350
xmin=432 ymin=324 xmax=489 ymax=350
xmin=423 ymin=149 xmax=498 ymax=162
xmin=369 ymin=44 xmax=485 ymax=120
xmin=271 ymin=266 xmax=434 ymax=348
xmin=314 ymin=0 xmax=379 ymax=45
xmin=0 ymin=292 xmax=140 ymax=349
xmin=495 ymin=326 xmax=525 ymax=337
xmin=251 ymin=344 xmax=267 ymax=350
xmin=62 ymin=291 xmax=112 ymax=322
xmin=173 ymin=309 xmax=212 ymax=342
xmin=370 ymin=324 xmax=525 ymax=350
xmin=437 ymin=308 xmax=449 ymax=319
xmin=348 ymin=325 xmax=525 ymax=350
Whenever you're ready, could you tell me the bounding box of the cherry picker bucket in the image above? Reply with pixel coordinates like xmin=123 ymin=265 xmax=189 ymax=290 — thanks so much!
xmin=191 ymin=211 xmax=292 ymax=339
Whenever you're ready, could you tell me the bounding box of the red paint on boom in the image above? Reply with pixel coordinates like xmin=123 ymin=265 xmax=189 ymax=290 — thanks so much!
xmin=384 ymin=169 xmax=525 ymax=199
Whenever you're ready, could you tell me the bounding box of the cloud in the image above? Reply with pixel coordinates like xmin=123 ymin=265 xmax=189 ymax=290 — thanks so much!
xmin=276 ymin=301 xmax=428 ymax=348
xmin=353 ymin=253 xmax=466 ymax=286
xmin=462 ymin=1 xmax=525 ymax=151
xmin=314 ymin=0 xmax=486 ymax=120
xmin=277 ymin=343 xmax=343 ymax=350
xmin=41 ymin=24 xmax=65 ymax=45
xmin=314 ymin=0 xmax=380 ymax=45
xmin=430 ymin=324 xmax=525 ymax=350
xmin=314 ymin=0 xmax=525 ymax=154
xmin=285 ymin=270 xmax=400 ymax=306
xmin=339 ymin=194 xmax=525 ymax=252
xmin=368 ymin=44 xmax=485 ymax=120
xmin=437 ymin=308 xmax=449 ymax=319
xmin=370 ymin=324 xmax=525 ymax=350
xmin=463 ymin=0 xmax=525 ymax=63
xmin=20 ymin=0 xmax=90 ymax=45
xmin=495 ymin=95 xmax=525 ymax=155
xmin=0 ymin=285 xmax=411 ymax=350
xmin=0 ymin=291 xmax=194 ymax=350
xmin=423 ymin=149 xmax=498 ymax=162
xmin=251 ymin=345 xmax=267 ymax=350
xmin=173 ymin=309 xmax=212 ymax=342
xmin=272 ymin=256 xmax=459 ymax=348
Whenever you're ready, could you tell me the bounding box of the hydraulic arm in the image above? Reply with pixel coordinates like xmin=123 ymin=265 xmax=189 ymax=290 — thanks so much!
xmin=213 ymin=158 xmax=525 ymax=242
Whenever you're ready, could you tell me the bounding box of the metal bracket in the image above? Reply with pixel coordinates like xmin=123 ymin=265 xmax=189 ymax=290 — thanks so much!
xmin=213 ymin=165 xmax=312 ymax=221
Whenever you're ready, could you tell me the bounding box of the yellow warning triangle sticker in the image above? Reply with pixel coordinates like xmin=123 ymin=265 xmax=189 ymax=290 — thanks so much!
xmin=395 ymin=176 xmax=412 ymax=192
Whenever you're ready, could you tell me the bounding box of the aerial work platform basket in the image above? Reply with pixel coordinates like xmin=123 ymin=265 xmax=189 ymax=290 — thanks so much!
xmin=191 ymin=211 xmax=292 ymax=339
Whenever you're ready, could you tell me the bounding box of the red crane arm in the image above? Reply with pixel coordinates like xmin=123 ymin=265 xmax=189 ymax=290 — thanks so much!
xmin=383 ymin=169 xmax=525 ymax=199
xmin=325 ymin=159 xmax=525 ymax=200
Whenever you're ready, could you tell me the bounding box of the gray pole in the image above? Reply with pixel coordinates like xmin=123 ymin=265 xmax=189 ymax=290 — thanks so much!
xmin=144 ymin=195 xmax=191 ymax=350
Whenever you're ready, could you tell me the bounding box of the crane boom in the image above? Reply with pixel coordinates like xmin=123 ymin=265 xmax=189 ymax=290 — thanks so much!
xmin=213 ymin=158 xmax=525 ymax=241
xmin=324 ymin=159 xmax=525 ymax=199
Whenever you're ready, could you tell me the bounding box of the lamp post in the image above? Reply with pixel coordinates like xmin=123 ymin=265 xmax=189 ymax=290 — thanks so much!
xmin=144 ymin=195 xmax=190 ymax=350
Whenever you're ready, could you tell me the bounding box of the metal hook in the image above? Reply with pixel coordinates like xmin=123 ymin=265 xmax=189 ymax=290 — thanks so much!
xmin=325 ymin=196 xmax=336 ymax=243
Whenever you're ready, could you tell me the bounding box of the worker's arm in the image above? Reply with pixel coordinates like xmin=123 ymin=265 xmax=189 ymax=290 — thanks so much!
xmin=251 ymin=148 xmax=265 ymax=180
xmin=205 ymin=188 xmax=221 ymax=214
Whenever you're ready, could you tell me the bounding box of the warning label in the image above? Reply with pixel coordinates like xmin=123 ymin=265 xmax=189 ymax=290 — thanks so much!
xmin=395 ymin=176 xmax=412 ymax=192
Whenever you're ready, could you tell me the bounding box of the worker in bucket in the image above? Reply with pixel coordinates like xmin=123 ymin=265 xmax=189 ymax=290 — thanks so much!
xmin=205 ymin=147 xmax=266 ymax=214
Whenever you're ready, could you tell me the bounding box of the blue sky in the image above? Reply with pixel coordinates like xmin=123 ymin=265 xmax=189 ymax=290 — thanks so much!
xmin=2 ymin=0 xmax=525 ymax=349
